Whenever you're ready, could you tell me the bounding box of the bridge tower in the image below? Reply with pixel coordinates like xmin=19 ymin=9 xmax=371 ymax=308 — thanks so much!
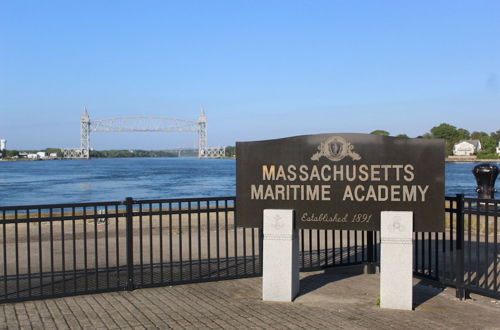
xmin=80 ymin=107 xmax=90 ymax=159
xmin=197 ymin=108 xmax=208 ymax=158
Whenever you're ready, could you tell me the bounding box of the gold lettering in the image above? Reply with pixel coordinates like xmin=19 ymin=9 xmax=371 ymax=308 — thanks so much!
xmin=251 ymin=185 xmax=263 ymax=199
xmin=393 ymin=165 xmax=403 ymax=181
xmin=404 ymin=164 xmax=415 ymax=182
xmin=310 ymin=166 xmax=321 ymax=181
xmin=276 ymin=166 xmax=286 ymax=180
xmin=333 ymin=165 xmax=344 ymax=181
xmin=321 ymin=185 xmax=331 ymax=201
xmin=366 ymin=185 xmax=377 ymax=201
xmin=381 ymin=165 xmax=391 ymax=181
xmin=371 ymin=165 xmax=381 ymax=181
xmin=275 ymin=185 xmax=285 ymax=200
xmin=358 ymin=164 xmax=369 ymax=181
xmin=418 ymin=185 xmax=429 ymax=201
xmin=287 ymin=165 xmax=297 ymax=181
xmin=306 ymin=185 xmax=320 ymax=200
xmin=402 ymin=185 xmax=417 ymax=201
xmin=346 ymin=165 xmax=356 ymax=182
xmin=378 ymin=185 xmax=388 ymax=201
xmin=299 ymin=165 xmax=309 ymax=181
xmin=262 ymin=165 xmax=275 ymax=181
xmin=264 ymin=185 xmax=275 ymax=200
xmin=354 ymin=185 xmax=365 ymax=201
xmin=391 ymin=185 xmax=400 ymax=201
xmin=290 ymin=184 xmax=300 ymax=199
xmin=321 ymin=165 xmax=332 ymax=181
xmin=343 ymin=185 xmax=354 ymax=201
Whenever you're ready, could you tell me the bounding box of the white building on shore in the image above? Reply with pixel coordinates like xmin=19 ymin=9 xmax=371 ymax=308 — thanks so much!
xmin=36 ymin=151 xmax=48 ymax=158
xmin=497 ymin=142 xmax=500 ymax=155
xmin=452 ymin=140 xmax=482 ymax=156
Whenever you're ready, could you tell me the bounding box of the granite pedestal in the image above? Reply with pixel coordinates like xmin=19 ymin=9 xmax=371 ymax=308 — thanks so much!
xmin=262 ymin=209 xmax=300 ymax=302
xmin=380 ymin=211 xmax=413 ymax=310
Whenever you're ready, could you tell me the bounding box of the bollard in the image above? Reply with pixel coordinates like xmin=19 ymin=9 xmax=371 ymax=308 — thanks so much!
xmin=472 ymin=163 xmax=499 ymax=199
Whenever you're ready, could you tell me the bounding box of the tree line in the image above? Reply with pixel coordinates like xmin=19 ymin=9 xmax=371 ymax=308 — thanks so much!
xmin=370 ymin=124 xmax=500 ymax=158
xmin=2 ymin=125 xmax=498 ymax=160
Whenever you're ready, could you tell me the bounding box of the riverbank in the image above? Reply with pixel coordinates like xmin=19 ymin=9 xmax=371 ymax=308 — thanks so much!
xmin=0 ymin=158 xmax=41 ymax=162
xmin=445 ymin=156 xmax=499 ymax=163
xmin=3 ymin=158 xmax=498 ymax=163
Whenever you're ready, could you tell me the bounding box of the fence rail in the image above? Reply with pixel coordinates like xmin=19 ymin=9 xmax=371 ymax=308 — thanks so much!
xmin=1 ymin=196 xmax=263 ymax=303
xmin=1 ymin=195 xmax=499 ymax=303
xmin=413 ymin=195 xmax=499 ymax=299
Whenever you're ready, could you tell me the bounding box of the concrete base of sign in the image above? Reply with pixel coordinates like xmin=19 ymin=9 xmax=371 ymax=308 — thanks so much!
xmin=262 ymin=209 xmax=299 ymax=302
xmin=380 ymin=211 xmax=413 ymax=311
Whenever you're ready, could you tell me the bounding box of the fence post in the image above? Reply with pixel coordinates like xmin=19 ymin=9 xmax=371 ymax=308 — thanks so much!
xmin=125 ymin=197 xmax=135 ymax=291
xmin=455 ymin=194 xmax=468 ymax=300
xmin=365 ymin=231 xmax=376 ymax=274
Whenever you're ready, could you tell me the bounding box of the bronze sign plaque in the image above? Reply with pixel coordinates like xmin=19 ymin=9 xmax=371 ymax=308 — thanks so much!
xmin=236 ymin=133 xmax=444 ymax=232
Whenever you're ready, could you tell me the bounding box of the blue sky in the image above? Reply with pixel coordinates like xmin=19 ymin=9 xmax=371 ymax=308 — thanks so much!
xmin=1 ymin=1 xmax=499 ymax=150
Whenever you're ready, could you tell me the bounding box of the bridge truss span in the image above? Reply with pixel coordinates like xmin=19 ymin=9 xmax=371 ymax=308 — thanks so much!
xmin=90 ymin=116 xmax=198 ymax=133
xmin=62 ymin=108 xmax=225 ymax=159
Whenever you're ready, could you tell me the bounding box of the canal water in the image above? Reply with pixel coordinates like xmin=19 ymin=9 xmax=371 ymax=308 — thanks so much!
xmin=0 ymin=158 xmax=498 ymax=206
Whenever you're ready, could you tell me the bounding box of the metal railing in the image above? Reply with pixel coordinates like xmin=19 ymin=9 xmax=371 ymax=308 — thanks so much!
xmin=413 ymin=194 xmax=499 ymax=299
xmin=0 ymin=197 xmax=262 ymax=303
xmin=299 ymin=229 xmax=375 ymax=271
xmin=0 ymin=196 xmax=376 ymax=304
xmin=1 ymin=195 xmax=498 ymax=303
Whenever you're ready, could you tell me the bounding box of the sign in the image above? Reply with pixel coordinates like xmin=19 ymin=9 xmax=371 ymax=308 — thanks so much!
xmin=236 ymin=133 xmax=444 ymax=232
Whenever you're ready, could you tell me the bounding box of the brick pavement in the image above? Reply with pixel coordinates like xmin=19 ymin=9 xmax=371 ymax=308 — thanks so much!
xmin=1 ymin=270 xmax=499 ymax=329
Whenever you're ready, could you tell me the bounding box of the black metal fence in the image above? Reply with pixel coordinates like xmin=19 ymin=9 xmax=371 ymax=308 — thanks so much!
xmin=413 ymin=194 xmax=499 ymax=299
xmin=0 ymin=196 xmax=375 ymax=304
xmin=1 ymin=195 xmax=498 ymax=304
xmin=0 ymin=197 xmax=262 ymax=303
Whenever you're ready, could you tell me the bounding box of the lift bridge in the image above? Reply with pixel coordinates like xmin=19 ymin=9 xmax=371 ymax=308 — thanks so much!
xmin=62 ymin=108 xmax=225 ymax=159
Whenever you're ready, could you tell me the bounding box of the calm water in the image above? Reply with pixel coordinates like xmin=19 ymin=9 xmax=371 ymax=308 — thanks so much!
xmin=0 ymin=158 xmax=498 ymax=206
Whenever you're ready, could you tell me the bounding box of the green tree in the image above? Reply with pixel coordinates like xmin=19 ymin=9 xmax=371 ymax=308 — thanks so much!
xmin=225 ymin=146 xmax=236 ymax=158
xmin=429 ymin=123 xmax=459 ymax=156
xmin=456 ymin=128 xmax=470 ymax=140
xmin=489 ymin=130 xmax=500 ymax=142
xmin=479 ymin=135 xmax=497 ymax=153
xmin=476 ymin=152 xmax=499 ymax=159
xmin=429 ymin=123 xmax=471 ymax=156
xmin=420 ymin=133 xmax=433 ymax=139
xmin=470 ymin=131 xmax=488 ymax=140
xmin=471 ymin=134 xmax=498 ymax=159
xmin=5 ymin=150 xmax=19 ymax=158
xmin=395 ymin=134 xmax=409 ymax=138
xmin=430 ymin=123 xmax=457 ymax=140
xmin=370 ymin=130 xmax=390 ymax=136
xmin=44 ymin=148 xmax=62 ymax=157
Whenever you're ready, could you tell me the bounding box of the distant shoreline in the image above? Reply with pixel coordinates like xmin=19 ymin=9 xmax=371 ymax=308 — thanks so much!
xmin=2 ymin=157 xmax=499 ymax=163
xmin=445 ymin=158 xmax=500 ymax=163
xmin=0 ymin=156 xmax=231 ymax=162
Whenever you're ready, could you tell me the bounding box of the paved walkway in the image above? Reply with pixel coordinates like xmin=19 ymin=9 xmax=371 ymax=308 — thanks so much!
xmin=1 ymin=269 xmax=499 ymax=329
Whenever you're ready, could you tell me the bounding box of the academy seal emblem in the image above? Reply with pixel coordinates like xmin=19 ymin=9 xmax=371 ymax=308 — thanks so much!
xmin=311 ymin=136 xmax=361 ymax=162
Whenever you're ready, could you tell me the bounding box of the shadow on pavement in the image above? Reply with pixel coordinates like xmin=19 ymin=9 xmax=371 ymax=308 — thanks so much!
xmin=298 ymin=265 xmax=446 ymax=310
xmin=299 ymin=265 xmax=366 ymax=297
xmin=413 ymin=279 xmax=445 ymax=308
